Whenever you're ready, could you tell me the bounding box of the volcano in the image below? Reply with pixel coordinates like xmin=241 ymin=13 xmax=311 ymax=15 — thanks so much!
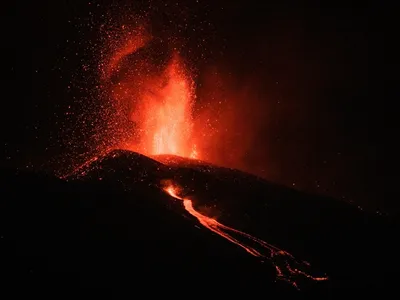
xmin=0 ymin=149 xmax=398 ymax=295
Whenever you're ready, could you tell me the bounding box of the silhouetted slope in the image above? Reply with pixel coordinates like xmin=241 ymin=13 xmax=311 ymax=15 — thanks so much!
xmin=0 ymin=151 xmax=398 ymax=295
xmin=0 ymin=168 xmax=293 ymax=295
xmin=157 ymin=154 xmax=399 ymax=290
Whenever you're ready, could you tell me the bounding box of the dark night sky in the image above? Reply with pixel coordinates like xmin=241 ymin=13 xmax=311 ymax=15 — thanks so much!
xmin=0 ymin=1 xmax=386 ymax=213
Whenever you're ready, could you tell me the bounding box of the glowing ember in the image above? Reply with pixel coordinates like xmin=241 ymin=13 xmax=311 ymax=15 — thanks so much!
xmin=102 ymin=26 xmax=150 ymax=81
xmin=163 ymin=182 xmax=328 ymax=289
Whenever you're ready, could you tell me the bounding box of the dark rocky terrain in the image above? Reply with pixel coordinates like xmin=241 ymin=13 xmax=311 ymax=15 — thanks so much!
xmin=0 ymin=150 xmax=397 ymax=296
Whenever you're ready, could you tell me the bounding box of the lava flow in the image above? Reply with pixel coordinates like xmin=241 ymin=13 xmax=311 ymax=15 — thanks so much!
xmin=163 ymin=182 xmax=328 ymax=289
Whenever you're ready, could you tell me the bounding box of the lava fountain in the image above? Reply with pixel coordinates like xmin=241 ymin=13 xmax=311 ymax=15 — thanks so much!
xmin=134 ymin=54 xmax=197 ymax=158
xmin=101 ymin=25 xmax=198 ymax=159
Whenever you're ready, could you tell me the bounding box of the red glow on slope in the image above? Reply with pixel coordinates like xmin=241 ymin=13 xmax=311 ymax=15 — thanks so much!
xmin=163 ymin=182 xmax=328 ymax=289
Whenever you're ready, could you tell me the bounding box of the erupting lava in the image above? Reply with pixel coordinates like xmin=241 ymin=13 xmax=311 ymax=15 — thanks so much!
xmin=163 ymin=182 xmax=328 ymax=289
xmin=137 ymin=55 xmax=197 ymax=158
xmin=103 ymin=25 xmax=197 ymax=159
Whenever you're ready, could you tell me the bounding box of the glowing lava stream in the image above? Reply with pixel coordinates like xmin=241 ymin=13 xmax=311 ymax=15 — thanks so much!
xmin=164 ymin=184 xmax=328 ymax=289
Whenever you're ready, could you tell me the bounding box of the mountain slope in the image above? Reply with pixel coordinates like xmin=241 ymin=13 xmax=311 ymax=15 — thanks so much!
xmin=0 ymin=150 xmax=397 ymax=294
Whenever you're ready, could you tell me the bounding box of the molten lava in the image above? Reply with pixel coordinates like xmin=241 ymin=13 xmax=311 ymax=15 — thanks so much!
xmin=136 ymin=55 xmax=197 ymax=158
xmin=102 ymin=26 xmax=197 ymax=159
xmin=163 ymin=182 xmax=328 ymax=289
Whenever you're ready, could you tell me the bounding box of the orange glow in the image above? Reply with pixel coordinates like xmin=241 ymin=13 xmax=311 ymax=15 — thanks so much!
xmin=163 ymin=182 xmax=328 ymax=289
xmin=164 ymin=184 xmax=182 ymax=199
xmin=99 ymin=23 xmax=275 ymax=176
xmin=102 ymin=26 xmax=197 ymax=159
xmin=136 ymin=55 xmax=196 ymax=157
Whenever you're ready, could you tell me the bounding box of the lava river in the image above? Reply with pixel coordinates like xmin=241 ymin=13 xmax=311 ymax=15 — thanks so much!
xmin=163 ymin=182 xmax=328 ymax=289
